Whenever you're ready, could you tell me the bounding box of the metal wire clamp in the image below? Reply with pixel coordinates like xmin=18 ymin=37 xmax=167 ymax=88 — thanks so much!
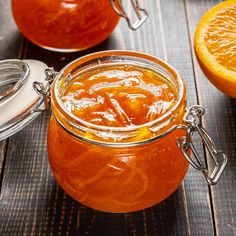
xmin=110 ymin=0 xmax=148 ymax=30
xmin=33 ymin=68 xmax=57 ymax=111
xmin=177 ymin=105 xmax=227 ymax=185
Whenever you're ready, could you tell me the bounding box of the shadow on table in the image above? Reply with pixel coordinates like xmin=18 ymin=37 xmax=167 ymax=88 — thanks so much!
xmin=45 ymin=180 xmax=187 ymax=236
xmin=44 ymin=182 xmax=78 ymax=236
xmin=77 ymin=187 xmax=186 ymax=236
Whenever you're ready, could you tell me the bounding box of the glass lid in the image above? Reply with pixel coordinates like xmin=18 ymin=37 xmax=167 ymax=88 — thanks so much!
xmin=0 ymin=59 xmax=48 ymax=141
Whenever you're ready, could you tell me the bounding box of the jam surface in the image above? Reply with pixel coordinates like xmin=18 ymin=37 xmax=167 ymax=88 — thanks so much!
xmin=62 ymin=65 xmax=177 ymax=127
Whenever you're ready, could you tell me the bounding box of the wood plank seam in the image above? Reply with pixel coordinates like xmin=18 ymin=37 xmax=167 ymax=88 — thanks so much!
xmin=184 ymin=0 xmax=221 ymax=235
xmin=159 ymin=0 xmax=202 ymax=234
xmin=156 ymin=0 xmax=168 ymax=61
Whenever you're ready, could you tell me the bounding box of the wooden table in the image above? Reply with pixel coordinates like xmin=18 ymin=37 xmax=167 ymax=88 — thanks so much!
xmin=0 ymin=0 xmax=235 ymax=235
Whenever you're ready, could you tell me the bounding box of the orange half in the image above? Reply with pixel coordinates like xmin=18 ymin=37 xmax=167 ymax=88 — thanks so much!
xmin=194 ymin=0 xmax=236 ymax=98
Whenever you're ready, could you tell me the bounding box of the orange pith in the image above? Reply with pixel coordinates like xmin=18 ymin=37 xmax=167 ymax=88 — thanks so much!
xmin=194 ymin=0 xmax=236 ymax=98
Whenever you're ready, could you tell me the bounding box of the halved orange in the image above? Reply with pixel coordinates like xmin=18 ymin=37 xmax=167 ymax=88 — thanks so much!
xmin=194 ymin=0 xmax=236 ymax=98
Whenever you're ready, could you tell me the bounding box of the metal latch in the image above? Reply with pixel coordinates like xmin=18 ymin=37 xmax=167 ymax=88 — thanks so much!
xmin=33 ymin=68 xmax=57 ymax=111
xmin=177 ymin=105 xmax=227 ymax=185
xmin=110 ymin=0 xmax=148 ymax=30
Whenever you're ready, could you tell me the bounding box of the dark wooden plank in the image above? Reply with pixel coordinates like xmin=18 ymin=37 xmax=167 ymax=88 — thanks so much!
xmin=0 ymin=0 xmax=23 ymax=178
xmin=0 ymin=0 xmax=23 ymax=60
xmin=185 ymin=0 xmax=236 ymax=235
xmin=0 ymin=2 xmax=133 ymax=234
xmin=0 ymin=0 xmax=218 ymax=235
xmin=0 ymin=112 xmax=78 ymax=235
xmin=76 ymin=188 xmax=190 ymax=236
xmin=0 ymin=0 xmax=23 ymax=201
xmin=159 ymin=0 xmax=215 ymax=235
xmin=0 ymin=1 xmax=79 ymax=235
xmin=77 ymin=207 xmax=127 ymax=236
xmin=124 ymin=189 xmax=190 ymax=236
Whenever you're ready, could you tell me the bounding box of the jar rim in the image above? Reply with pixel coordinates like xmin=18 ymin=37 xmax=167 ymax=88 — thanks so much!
xmin=52 ymin=50 xmax=186 ymax=145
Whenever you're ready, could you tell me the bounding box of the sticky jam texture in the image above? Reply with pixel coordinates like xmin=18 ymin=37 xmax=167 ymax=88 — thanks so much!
xmin=62 ymin=65 xmax=177 ymax=127
xmin=205 ymin=5 xmax=236 ymax=72
xmin=12 ymin=0 xmax=120 ymax=50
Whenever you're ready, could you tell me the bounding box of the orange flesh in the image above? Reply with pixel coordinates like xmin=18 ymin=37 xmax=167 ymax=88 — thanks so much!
xmin=205 ymin=5 xmax=236 ymax=72
xmin=12 ymin=0 xmax=120 ymax=50
xmin=62 ymin=66 xmax=177 ymax=127
xmin=47 ymin=65 xmax=188 ymax=212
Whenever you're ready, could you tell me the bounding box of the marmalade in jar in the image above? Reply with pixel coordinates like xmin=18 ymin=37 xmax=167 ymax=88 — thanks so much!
xmin=48 ymin=62 xmax=189 ymax=212
xmin=12 ymin=0 xmax=120 ymax=51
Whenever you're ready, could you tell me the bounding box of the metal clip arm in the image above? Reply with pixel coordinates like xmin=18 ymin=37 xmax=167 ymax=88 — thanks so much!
xmin=110 ymin=0 xmax=148 ymax=30
xmin=178 ymin=105 xmax=227 ymax=185
xmin=33 ymin=68 xmax=57 ymax=111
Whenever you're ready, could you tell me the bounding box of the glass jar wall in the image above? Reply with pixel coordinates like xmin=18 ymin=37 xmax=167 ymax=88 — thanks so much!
xmin=12 ymin=0 xmax=120 ymax=52
xmin=47 ymin=51 xmax=189 ymax=212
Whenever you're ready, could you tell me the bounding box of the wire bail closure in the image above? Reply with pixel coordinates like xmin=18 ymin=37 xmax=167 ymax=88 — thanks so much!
xmin=33 ymin=68 xmax=57 ymax=111
xmin=110 ymin=0 xmax=148 ymax=30
xmin=178 ymin=105 xmax=227 ymax=185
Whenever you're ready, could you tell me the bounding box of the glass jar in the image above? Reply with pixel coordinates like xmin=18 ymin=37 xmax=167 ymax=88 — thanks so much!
xmin=11 ymin=0 xmax=148 ymax=52
xmin=0 ymin=51 xmax=227 ymax=213
xmin=46 ymin=51 xmax=227 ymax=213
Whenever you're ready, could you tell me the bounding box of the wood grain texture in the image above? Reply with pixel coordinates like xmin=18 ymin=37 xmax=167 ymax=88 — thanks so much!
xmin=0 ymin=0 xmax=17 ymax=190
xmin=0 ymin=112 xmax=78 ymax=235
xmin=19 ymin=2 xmax=193 ymax=235
xmin=1 ymin=0 xmax=234 ymax=235
xmin=77 ymin=188 xmax=190 ymax=236
xmin=0 ymin=0 xmax=23 ymax=185
xmin=159 ymin=1 xmax=215 ymax=235
xmin=185 ymin=0 xmax=236 ymax=235
xmin=0 ymin=0 xmax=23 ymax=60
xmin=76 ymin=0 xmax=214 ymax=235
xmin=0 ymin=0 xmax=79 ymax=233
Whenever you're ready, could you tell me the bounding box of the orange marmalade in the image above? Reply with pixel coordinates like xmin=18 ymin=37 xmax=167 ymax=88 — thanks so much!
xmin=48 ymin=52 xmax=189 ymax=212
xmin=62 ymin=66 xmax=177 ymax=127
xmin=12 ymin=0 xmax=120 ymax=51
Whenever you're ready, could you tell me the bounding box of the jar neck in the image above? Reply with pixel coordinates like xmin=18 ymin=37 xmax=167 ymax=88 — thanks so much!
xmin=51 ymin=50 xmax=187 ymax=146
